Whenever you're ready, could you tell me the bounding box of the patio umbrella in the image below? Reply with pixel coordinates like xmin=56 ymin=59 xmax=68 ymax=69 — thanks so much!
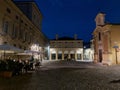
xmin=24 ymin=50 xmax=40 ymax=55
xmin=17 ymin=53 xmax=32 ymax=55
xmin=0 ymin=44 xmax=23 ymax=59
xmin=24 ymin=50 xmax=41 ymax=62
xmin=16 ymin=50 xmax=40 ymax=61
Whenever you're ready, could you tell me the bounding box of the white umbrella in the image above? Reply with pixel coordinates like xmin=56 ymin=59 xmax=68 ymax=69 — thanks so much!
xmin=0 ymin=44 xmax=23 ymax=52
xmin=17 ymin=53 xmax=32 ymax=55
xmin=24 ymin=50 xmax=40 ymax=55
xmin=24 ymin=50 xmax=41 ymax=62
xmin=0 ymin=44 xmax=23 ymax=59
xmin=16 ymin=50 xmax=40 ymax=61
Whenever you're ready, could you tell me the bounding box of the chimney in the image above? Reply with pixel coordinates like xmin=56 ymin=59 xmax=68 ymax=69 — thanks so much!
xmin=56 ymin=34 xmax=58 ymax=40
xmin=74 ymin=34 xmax=77 ymax=40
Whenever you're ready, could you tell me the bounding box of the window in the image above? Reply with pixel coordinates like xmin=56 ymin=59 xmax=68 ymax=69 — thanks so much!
xmin=13 ymin=44 xmax=16 ymax=47
xmin=3 ymin=21 xmax=9 ymax=33
xmin=19 ymin=45 xmax=22 ymax=49
xmin=12 ymin=24 xmax=17 ymax=38
xmin=25 ymin=33 xmax=28 ymax=42
xmin=33 ymin=14 xmax=36 ymax=19
xmin=4 ymin=42 xmax=7 ymax=44
xmin=77 ymin=54 xmax=81 ymax=59
xmin=58 ymin=54 xmax=62 ymax=59
xmin=25 ymin=23 xmax=27 ymax=26
xmin=23 ymin=32 xmax=27 ymax=41
xmin=52 ymin=54 xmax=56 ymax=60
xmin=24 ymin=47 xmax=26 ymax=50
xmin=6 ymin=8 xmax=11 ymax=13
xmin=28 ymin=35 xmax=31 ymax=43
xmin=22 ymin=32 xmax=25 ymax=41
xmin=18 ymin=28 xmax=23 ymax=39
xmin=16 ymin=15 xmax=18 ymax=20
xmin=18 ymin=29 xmax=20 ymax=39
xmin=98 ymin=32 xmax=101 ymax=41
xmin=20 ymin=19 xmax=23 ymax=23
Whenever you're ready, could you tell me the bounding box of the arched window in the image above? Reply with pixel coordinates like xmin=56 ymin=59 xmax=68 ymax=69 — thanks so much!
xmin=98 ymin=32 xmax=101 ymax=41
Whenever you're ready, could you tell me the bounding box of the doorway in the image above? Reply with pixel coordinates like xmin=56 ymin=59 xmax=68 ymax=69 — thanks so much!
xmin=99 ymin=49 xmax=102 ymax=62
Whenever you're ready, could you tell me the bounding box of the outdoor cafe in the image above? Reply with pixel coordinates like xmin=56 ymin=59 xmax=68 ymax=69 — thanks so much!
xmin=0 ymin=44 xmax=42 ymax=77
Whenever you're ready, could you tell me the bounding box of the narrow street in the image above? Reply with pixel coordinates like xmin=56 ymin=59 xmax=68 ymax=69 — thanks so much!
xmin=0 ymin=60 xmax=120 ymax=90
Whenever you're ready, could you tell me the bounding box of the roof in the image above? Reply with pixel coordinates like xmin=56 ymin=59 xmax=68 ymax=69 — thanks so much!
xmin=106 ymin=23 xmax=120 ymax=25
xmin=13 ymin=0 xmax=43 ymax=17
xmin=52 ymin=36 xmax=82 ymax=40
xmin=97 ymin=22 xmax=120 ymax=27
xmin=13 ymin=0 xmax=35 ymax=2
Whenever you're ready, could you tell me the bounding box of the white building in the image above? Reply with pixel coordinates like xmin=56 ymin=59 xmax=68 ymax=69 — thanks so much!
xmin=49 ymin=35 xmax=83 ymax=60
xmin=83 ymin=41 xmax=94 ymax=60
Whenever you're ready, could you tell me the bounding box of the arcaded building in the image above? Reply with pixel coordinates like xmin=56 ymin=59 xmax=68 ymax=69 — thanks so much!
xmin=49 ymin=35 xmax=83 ymax=60
xmin=0 ymin=0 xmax=48 ymax=60
xmin=93 ymin=12 xmax=120 ymax=65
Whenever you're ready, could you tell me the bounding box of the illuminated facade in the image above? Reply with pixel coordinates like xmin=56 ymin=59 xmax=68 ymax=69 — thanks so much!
xmin=49 ymin=35 xmax=83 ymax=60
xmin=83 ymin=41 xmax=94 ymax=60
xmin=0 ymin=0 xmax=48 ymax=60
xmin=93 ymin=12 xmax=120 ymax=65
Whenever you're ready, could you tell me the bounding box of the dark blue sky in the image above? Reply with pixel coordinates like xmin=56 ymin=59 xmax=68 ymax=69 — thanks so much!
xmin=35 ymin=0 xmax=120 ymax=41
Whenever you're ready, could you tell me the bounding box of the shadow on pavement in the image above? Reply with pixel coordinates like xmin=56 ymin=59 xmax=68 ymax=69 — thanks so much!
xmin=109 ymin=79 xmax=120 ymax=83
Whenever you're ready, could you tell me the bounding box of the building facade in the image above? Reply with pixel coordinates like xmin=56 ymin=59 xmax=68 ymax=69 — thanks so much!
xmin=49 ymin=35 xmax=83 ymax=60
xmin=83 ymin=41 xmax=94 ymax=60
xmin=93 ymin=12 xmax=120 ymax=65
xmin=0 ymin=0 xmax=48 ymax=60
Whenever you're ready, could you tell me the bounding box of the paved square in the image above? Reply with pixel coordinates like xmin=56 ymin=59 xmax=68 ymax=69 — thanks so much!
xmin=0 ymin=61 xmax=120 ymax=90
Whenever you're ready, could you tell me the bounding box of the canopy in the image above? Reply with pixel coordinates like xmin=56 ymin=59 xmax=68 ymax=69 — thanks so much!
xmin=0 ymin=44 xmax=23 ymax=53
xmin=24 ymin=50 xmax=41 ymax=55
xmin=0 ymin=44 xmax=23 ymax=60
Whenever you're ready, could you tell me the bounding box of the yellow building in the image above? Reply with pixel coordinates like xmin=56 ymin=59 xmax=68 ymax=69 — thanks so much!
xmin=0 ymin=0 xmax=48 ymax=60
xmin=93 ymin=12 xmax=120 ymax=65
xmin=50 ymin=35 xmax=83 ymax=60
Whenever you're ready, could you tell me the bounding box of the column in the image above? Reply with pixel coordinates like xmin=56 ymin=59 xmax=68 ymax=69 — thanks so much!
xmin=56 ymin=49 xmax=58 ymax=60
xmin=81 ymin=53 xmax=83 ymax=60
xmin=75 ymin=51 xmax=77 ymax=60
xmin=62 ymin=50 xmax=64 ymax=60
xmin=68 ymin=51 xmax=70 ymax=60
xmin=50 ymin=52 xmax=51 ymax=60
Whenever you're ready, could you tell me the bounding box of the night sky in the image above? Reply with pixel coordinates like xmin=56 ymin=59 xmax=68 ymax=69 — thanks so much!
xmin=35 ymin=0 xmax=120 ymax=41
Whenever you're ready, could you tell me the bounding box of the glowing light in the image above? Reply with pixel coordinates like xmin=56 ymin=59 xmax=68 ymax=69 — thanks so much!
xmin=76 ymin=49 xmax=82 ymax=53
xmin=50 ymin=48 xmax=56 ymax=53
xmin=31 ymin=44 xmax=39 ymax=51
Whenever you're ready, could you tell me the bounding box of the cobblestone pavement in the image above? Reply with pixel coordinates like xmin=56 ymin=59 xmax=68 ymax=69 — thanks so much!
xmin=0 ymin=60 xmax=120 ymax=90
